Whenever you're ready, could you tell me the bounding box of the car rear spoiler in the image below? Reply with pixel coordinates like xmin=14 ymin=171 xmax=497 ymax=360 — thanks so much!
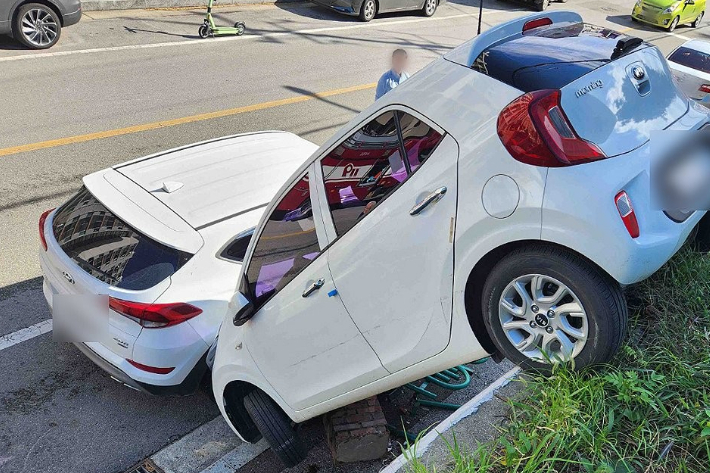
xmin=443 ymin=10 xmax=584 ymax=68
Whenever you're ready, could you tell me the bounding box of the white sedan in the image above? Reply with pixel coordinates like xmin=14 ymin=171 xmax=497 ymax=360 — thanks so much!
xmin=39 ymin=132 xmax=316 ymax=394
xmin=212 ymin=12 xmax=709 ymax=467
xmin=668 ymin=39 xmax=710 ymax=107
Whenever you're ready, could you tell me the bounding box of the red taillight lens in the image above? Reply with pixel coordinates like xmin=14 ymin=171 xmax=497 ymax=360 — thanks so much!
xmin=126 ymin=359 xmax=175 ymax=374
xmin=523 ymin=17 xmax=552 ymax=32
xmin=39 ymin=208 xmax=55 ymax=251
xmin=700 ymin=84 xmax=710 ymax=93
xmin=497 ymin=89 xmax=607 ymax=167
xmin=615 ymin=191 xmax=640 ymax=238
xmin=108 ymin=297 xmax=202 ymax=328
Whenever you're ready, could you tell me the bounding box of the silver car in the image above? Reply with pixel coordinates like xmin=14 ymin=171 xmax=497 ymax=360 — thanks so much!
xmin=668 ymin=39 xmax=710 ymax=107
xmin=1 ymin=0 xmax=81 ymax=49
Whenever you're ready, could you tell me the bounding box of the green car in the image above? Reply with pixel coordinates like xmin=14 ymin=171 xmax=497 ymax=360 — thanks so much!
xmin=632 ymin=0 xmax=705 ymax=31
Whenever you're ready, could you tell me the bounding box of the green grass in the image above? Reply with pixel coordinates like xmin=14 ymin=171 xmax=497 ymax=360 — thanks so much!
xmin=405 ymin=248 xmax=710 ymax=473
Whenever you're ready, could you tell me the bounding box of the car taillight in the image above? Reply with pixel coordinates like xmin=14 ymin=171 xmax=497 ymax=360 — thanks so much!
xmin=700 ymin=84 xmax=710 ymax=93
xmin=39 ymin=208 xmax=55 ymax=251
xmin=523 ymin=17 xmax=552 ymax=32
xmin=108 ymin=297 xmax=202 ymax=328
xmin=126 ymin=359 xmax=175 ymax=374
xmin=497 ymin=89 xmax=606 ymax=167
xmin=615 ymin=191 xmax=640 ymax=238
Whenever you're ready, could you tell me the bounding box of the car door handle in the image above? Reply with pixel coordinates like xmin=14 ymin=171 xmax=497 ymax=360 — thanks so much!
xmin=302 ymin=278 xmax=325 ymax=298
xmin=409 ymin=186 xmax=447 ymax=216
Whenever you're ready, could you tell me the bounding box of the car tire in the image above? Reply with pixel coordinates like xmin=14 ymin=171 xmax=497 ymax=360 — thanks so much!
xmin=243 ymin=390 xmax=307 ymax=467
xmin=422 ymin=0 xmax=437 ymax=17
xmin=669 ymin=15 xmax=680 ymax=31
xmin=693 ymin=11 xmax=704 ymax=28
xmin=359 ymin=0 xmax=377 ymax=21
xmin=693 ymin=213 xmax=710 ymax=252
xmin=13 ymin=3 xmax=61 ymax=50
xmin=481 ymin=245 xmax=627 ymax=372
xmin=534 ymin=0 xmax=549 ymax=11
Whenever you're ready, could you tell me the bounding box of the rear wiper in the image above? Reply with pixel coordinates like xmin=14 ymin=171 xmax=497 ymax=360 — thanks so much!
xmin=611 ymin=36 xmax=644 ymax=60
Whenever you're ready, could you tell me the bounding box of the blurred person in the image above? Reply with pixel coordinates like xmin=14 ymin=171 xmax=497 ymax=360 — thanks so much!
xmin=376 ymin=49 xmax=409 ymax=100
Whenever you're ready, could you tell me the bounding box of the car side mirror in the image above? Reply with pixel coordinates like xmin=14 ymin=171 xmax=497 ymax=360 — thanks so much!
xmin=232 ymin=292 xmax=255 ymax=326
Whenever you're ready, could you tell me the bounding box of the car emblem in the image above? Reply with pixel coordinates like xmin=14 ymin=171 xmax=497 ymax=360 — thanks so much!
xmin=534 ymin=313 xmax=549 ymax=327
xmin=632 ymin=66 xmax=646 ymax=80
xmin=62 ymin=271 xmax=75 ymax=285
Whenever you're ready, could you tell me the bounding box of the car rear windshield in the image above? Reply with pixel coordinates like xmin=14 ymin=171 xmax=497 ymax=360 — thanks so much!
xmin=472 ymin=23 xmax=645 ymax=92
xmin=669 ymin=46 xmax=710 ymax=74
xmin=52 ymin=187 xmax=192 ymax=290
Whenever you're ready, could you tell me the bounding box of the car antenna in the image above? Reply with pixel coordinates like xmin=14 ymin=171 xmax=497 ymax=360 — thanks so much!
xmin=477 ymin=0 xmax=483 ymax=35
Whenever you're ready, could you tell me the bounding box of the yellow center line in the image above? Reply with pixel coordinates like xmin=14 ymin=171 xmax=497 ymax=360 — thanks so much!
xmin=0 ymin=82 xmax=376 ymax=158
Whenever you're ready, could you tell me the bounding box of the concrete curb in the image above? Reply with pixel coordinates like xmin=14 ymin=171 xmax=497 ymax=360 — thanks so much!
xmin=380 ymin=366 xmax=521 ymax=473
xmin=82 ymin=0 xmax=300 ymax=12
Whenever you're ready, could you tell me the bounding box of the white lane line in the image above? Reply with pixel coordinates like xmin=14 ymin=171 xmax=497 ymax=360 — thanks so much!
xmin=380 ymin=366 xmax=521 ymax=473
xmin=0 ymin=12 xmax=482 ymax=63
xmin=149 ymin=414 xmax=268 ymax=473
xmin=0 ymin=319 xmax=52 ymax=352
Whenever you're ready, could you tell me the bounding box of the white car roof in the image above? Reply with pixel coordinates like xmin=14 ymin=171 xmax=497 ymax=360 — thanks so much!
xmin=115 ymin=131 xmax=318 ymax=229
xmin=678 ymin=39 xmax=710 ymax=56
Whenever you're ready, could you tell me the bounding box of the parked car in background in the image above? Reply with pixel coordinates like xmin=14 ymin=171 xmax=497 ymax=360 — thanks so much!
xmin=0 ymin=0 xmax=81 ymax=49
xmin=497 ymin=0 xmax=569 ymax=12
xmin=632 ymin=0 xmax=705 ymax=32
xmin=212 ymin=11 xmax=709 ymax=468
xmin=39 ymin=132 xmax=316 ymax=395
xmin=312 ymin=0 xmax=443 ymax=22
xmin=668 ymin=40 xmax=710 ymax=106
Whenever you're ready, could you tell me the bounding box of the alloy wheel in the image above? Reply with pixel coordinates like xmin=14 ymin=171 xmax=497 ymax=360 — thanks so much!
xmin=498 ymin=274 xmax=589 ymax=363
xmin=364 ymin=0 xmax=375 ymax=20
xmin=669 ymin=16 xmax=680 ymax=32
xmin=20 ymin=8 xmax=58 ymax=47
xmin=425 ymin=0 xmax=436 ymax=15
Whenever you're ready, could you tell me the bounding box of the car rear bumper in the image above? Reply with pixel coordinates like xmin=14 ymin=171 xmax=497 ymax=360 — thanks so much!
xmin=74 ymin=341 xmax=208 ymax=395
xmin=63 ymin=6 xmax=82 ymax=27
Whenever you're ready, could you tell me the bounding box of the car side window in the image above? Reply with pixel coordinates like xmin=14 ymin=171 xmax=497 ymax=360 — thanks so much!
xmin=220 ymin=228 xmax=255 ymax=263
xmin=320 ymin=110 xmax=444 ymax=236
xmin=245 ymin=173 xmax=320 ymax=309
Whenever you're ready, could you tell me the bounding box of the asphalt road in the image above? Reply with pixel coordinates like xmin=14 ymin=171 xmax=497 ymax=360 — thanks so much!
xmin=1 ymin=0 xmax=709 ymax=472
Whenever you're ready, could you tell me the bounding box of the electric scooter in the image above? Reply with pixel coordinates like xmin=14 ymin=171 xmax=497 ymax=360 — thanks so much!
xmin=198 ymin=0 xmax=245 ymax=38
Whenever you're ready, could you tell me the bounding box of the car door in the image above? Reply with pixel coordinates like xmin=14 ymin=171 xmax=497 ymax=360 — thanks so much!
xmin=315 ymin=109 xmax=459 ymax=374
xmin=243 ymin=167 xmax=388 ymax=411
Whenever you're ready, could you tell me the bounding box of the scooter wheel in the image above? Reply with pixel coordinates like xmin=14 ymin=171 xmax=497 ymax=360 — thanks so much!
xmin=198 ymin=25 xmax=210 ymax=38
xmin=235 ymin=22 xmax=245 ymax=35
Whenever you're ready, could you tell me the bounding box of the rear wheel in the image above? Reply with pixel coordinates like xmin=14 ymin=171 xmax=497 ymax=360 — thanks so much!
xmin=359 ymin=0 xmax=376 ymax=21
xmin=243 ymin=390 xmax=307 ymax=467
xmin=693 ymin=11 xmax=704 ymax=28
xmin=669 ymin=15 xmax=680 ymax=31
xmin=422 ymin=0 xmax=437 ymax=17
xmin=14 ymin=3 xmax=61 ymax=49
xmin=234 ymin=21 xmax=245 ymax=35
xmin=481 ymin=245 xmax=627 ymax=371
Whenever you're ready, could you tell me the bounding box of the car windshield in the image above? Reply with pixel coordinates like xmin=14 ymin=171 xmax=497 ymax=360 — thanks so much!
xmin=669 ymin=46 xmax=710 ymax=74
xmin=52 ymin=187 xmax=192 ymax=290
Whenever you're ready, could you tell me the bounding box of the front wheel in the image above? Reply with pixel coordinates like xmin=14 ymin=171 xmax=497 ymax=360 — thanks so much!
xmin=669 ymin=15 xmax=680 ymax=32
xmin=481 ymin=245 xmax=627 ymax=371
xmin=14 ymin=3 xmax=61 ymax=49
xmin=359 ymin=0 xmax=376 ymax=22
xmin=693 ymin=11 xmax=704 ymax=28
xmin=243 ymin=390 xmax=307 ymax=467
xmin=198 ymin=24 xmax=210 ymax=38
xmin=234 ymin=21 xmax=245 ymax=35
xmin=422 ymin=0 xmax=437 ymax=17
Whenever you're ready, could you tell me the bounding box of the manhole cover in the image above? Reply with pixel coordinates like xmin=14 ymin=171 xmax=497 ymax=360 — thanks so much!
xmin=124 ymin=459 xmax=165 ymax=473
